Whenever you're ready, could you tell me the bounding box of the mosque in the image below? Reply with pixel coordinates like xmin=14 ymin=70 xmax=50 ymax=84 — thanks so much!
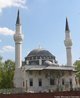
xmin=13 ymin=10 xmax=79 ymax=92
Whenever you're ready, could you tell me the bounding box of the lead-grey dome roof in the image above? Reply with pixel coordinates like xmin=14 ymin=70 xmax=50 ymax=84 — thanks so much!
xmin=25 ymin=48 xmax=58 ymax=65
xmin=27 ymin=48 xmax=55 ymax=58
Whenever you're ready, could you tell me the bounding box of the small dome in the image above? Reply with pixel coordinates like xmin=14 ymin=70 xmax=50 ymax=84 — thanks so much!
xmin=44 ymin=60 xmax=53 ymax=66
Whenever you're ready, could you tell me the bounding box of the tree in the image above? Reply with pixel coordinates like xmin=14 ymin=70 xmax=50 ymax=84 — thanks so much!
xmin=0 ymin=56 xmax=4 ymax=88
xmin=74 ymin=60 xmax=80 ymax=81
xmin=0 ymin=58 xmax=15 ymax=89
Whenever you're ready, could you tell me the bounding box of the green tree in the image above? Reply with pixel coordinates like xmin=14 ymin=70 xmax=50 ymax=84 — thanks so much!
xmin=74 ymin=60 xmax=80 ymax=80
xmin=0 ymin=56 xmax=4 ymax=88
xmin=0 ymin=59 xmax=15 ymax=89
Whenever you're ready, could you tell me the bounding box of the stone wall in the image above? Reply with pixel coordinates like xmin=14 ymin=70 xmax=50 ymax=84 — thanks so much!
xmin=0 ymin=91 xmax=80 ymax=98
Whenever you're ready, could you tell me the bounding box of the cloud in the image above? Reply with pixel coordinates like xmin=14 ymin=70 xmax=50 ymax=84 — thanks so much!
xmin=0 ymin=27 xmax=15 ymax=35
xmin=0 ymin=45 xmax=15 ymax=53
xmin=0 ymin=39 xmax=2 ymax=42
xmin=2 ymin=45 xmax=15 ymax=52
xmin=0 ymin=50 xmax=3 ymax=53
xmin=0 ymin=0 xmax=27 ymax=12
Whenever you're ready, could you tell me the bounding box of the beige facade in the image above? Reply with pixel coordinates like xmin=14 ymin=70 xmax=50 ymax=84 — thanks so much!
xmin=20 ymin=64 xmax=78 ymax=92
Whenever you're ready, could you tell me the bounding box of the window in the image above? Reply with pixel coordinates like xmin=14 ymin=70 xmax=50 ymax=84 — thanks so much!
xmin=29 ymin=78 xmax=33 ymax=86
xmin=50 ymin=78 xmax=55 ymax=85
xmin=23 ymin=81 xmax=24 ymax=87
xmin=38 ymin=79 xmax=42 ymax=86
xmin=62 ymin=79 xmax=64 ymax=85
xmin=70 ymin=79 xmax=72 ymax=85
xmin=70 ymin=79 xmax=72 ymax=90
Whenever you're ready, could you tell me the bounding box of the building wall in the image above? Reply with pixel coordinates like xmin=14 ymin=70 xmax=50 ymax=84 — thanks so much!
xmin=14 ymin=68 xmax=24 ymax=88
xmin=22 ymin=69 xmax=77 ymax=92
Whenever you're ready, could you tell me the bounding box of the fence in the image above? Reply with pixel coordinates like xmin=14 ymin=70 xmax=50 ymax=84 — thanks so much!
xmin=0 ymin=91 xmax=80 ymax=98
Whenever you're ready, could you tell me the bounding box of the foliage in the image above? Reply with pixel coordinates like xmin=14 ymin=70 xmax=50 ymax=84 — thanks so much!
xmin=0 ymin=57 xmax=15 ymax=89
xmin=74 ymin=60 xmax=80 ymax=79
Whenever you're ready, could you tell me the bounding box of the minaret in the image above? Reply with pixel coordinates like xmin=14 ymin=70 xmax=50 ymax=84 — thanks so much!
xmin=14 ymin=10 xmax=24 ymax=68
xmin=64 ymin=18 xmax=72 ymax=66
xmin=13 ymin=10 xmax=24 ymax=88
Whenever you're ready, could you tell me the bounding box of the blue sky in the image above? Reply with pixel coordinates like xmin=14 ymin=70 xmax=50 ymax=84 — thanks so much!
xmin=0 ymin=0 xmax=80 ymax=65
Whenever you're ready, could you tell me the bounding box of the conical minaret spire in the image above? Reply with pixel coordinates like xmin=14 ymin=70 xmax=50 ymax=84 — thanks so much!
xmin=15 ymin=10 xmax=22 ymax=34
xmin=64 ymin=17 xmax=72 ymax=66
xmin=65 ymin=17 xmax=70 ymax=31
xmin=16 ymin=10 xmax=21 ymax=25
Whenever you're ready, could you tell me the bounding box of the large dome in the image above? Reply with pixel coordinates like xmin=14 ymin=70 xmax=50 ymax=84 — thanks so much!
xmin=27 ymin=48 xmax=55 ymax=58
xmin=25 ymin=48 xmax=58 ymax=65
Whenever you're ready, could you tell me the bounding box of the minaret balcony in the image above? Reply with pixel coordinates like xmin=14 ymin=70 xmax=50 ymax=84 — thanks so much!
xmin=14 ymin=34 xmax=24 ymax=43
xmin=64 ymin=39 xmax=72 ymax=47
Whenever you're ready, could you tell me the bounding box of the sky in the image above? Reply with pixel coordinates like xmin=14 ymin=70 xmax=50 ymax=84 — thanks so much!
xmin=0 ymin=0 xmax=80 ymax=65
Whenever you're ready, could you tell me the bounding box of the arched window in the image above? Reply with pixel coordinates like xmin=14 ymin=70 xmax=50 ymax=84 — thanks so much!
xmin=50 ymin=78 xmax=55 ymax=85
xmin=29 ymin=78 xmax=33 ymax=86
xmin=38 ymin=79 xmax=42 ymax=86
xmin=62 ymin=78 xmax=65 ymax=85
